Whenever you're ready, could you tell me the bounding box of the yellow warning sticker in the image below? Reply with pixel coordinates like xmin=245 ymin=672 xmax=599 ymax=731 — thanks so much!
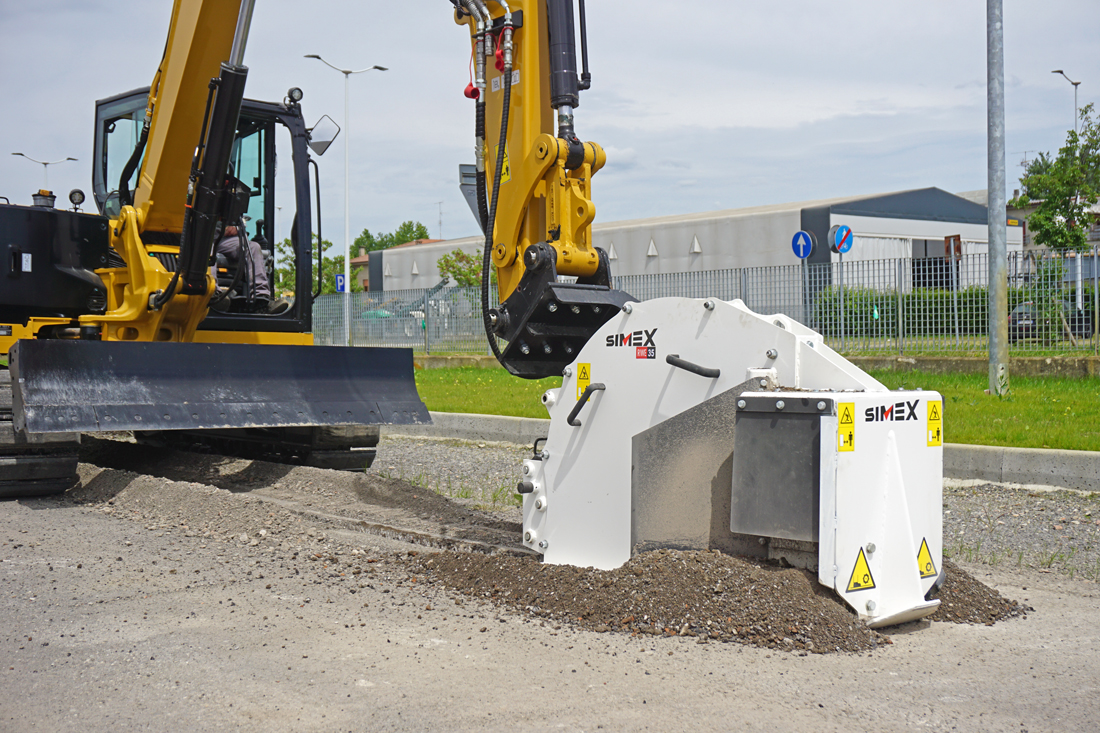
xmin=917 ymin=538 xmax=938 ymax=579
xmin=494 ymin=143 xmax=511 ymax=184
xmin=837 ymin=402 xmax=855 ymax=452
xmin=576 ymin=363 xmax=591 ymax=401
xmin=927 ymin=399 xmax=943 ymax=447
xmin=846 ymin=547 xmax=876 ymax=593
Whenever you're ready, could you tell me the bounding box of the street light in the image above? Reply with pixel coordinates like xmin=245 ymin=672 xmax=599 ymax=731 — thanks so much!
xmin=11 ymin=153 xmax=77 ymax=190
xmin=1051 ymin=70 xmax=1081 ymax=135
xmin=305 ymin=54 xmax=387 ymax=347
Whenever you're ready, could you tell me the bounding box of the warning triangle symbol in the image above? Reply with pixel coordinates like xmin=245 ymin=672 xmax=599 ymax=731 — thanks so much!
xmin=578 ymin=365 xmax=589 ymax=380
xmin=917 ymin=538 xmax=938 ymax=579
xmin=929 ymin=404 xmax=940 ymax=421
xmin=846 ymin=547 xmax=876 ymax=593
xmin=839 ymin=406 xmax=854 ymax=425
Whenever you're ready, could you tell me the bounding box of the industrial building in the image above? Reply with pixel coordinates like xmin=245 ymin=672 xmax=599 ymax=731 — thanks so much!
xmin=370 ymin=187 xmax=1023 ymax=291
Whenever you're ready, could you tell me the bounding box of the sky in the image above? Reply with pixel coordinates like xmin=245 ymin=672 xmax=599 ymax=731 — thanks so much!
xmin=1 ymin=0 xmax=1097 ymax=249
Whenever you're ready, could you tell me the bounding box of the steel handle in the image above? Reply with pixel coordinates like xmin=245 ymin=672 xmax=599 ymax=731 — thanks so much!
xmin=666 ymin=354 xmax=720 ymax=379
xmin=567 ymin=383 xmax=605 ymax=427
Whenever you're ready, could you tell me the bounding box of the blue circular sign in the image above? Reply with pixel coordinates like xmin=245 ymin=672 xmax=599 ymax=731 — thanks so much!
xmin=791 ymin=230 xmax=816 ymax=259
xmin=831 ymin=224 xmax=853 ymax=254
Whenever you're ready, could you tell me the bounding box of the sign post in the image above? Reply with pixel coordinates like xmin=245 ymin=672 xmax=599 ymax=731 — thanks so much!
xmin=829 ymin=225 xmax=854 ymax=352
xmin=792 ymin=231 xmax=816 ymax=326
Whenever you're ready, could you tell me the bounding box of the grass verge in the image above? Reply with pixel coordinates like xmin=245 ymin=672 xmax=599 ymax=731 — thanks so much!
xmin=416 ymin=366 xmax=1100 ymax=452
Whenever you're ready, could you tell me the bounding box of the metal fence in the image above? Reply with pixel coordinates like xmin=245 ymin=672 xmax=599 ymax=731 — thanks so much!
xmin=313 ymin=246 xmax=1100 ymax=356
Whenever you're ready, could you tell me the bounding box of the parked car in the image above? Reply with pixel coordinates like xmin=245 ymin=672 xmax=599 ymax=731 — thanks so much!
xmin=1008 ymin=301 xmax=1093 ymax=343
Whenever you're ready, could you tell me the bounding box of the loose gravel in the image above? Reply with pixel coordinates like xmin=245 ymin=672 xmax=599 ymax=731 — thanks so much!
xmin=63 ymin=434 xmax=1044 ymax=655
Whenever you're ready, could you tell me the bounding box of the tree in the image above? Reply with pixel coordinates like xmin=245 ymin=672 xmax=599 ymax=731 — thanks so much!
xmin=353 ymin=220 xmax=431 ymax=253
xmin=1017 ymin=152 xmax=1053 ymax=199
xmin=273 ymin=236 xmax=364 ymax=295
xmin=436 ymin=248 xmax=494 ymax=287
xmin=1015 ymin=104 xmax=1099 ymax=252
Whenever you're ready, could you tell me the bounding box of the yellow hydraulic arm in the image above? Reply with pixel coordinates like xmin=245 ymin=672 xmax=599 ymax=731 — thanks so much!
xmin=87 ymin=0 xmax=253 ymax=344
xmin=456 ymin=0 xmax=633 ymax=378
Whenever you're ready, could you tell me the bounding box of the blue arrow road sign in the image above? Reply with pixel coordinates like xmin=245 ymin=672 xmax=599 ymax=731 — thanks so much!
xmin=335 ymin=274 xmax=346 ymax=293
xmin=792 ymin=230 xmax=815 ymax=259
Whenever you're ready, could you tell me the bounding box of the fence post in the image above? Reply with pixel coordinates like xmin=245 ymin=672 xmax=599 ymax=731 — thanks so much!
xmin=896 ymin=258 xmax=905 ymax=355
xmin=1094 ymin=244 xmax=1098 ymax=356
xmin=423 ymin=292 xmax=431 ymax=355
xmin=949 ymin=243 xmax=961 ymax=347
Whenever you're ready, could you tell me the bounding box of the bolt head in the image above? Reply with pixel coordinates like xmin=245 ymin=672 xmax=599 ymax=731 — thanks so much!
xmin=571 ymin=305 xmax=581 ymax=314
xmin=622 ymin=303 xmax=633 ymax=314
xmin=775 ymin=400 xmax=785 ymax=410
xmin=704 ymin=299 xmax=716 ymax=310
xmin=766 ymin=349 xmax=778 ymax=360
xmin=547 ymin=301 xmax=558 ymax=312
xmin=759 ymin=379 xmax=767 ymax=388
xmin=543 ymin=343 xmax=552 ymax=354
xmin=524 ymin=531 xmax=533 ymax=543
xmin=817 ymin=401 xmax=827 ymax=411
xmin=538 ymin=540 xmax=549 ymax=550
xmin=866 ymin=542 xmax=876 ymax=554
xmin=563 ymin=367 xmax=572 ymax=377
xmin=737 ymin=399 xmax=747 ymax=409
xmin=520 ymin=343 xmax=530 ymax=355
xmin=535 ymin=498 xmax=545 ymax=510
xmin=866 ymin=600 xmax=877 ymax=613
xmin=522 ymin=464 xmax=530 ymax=475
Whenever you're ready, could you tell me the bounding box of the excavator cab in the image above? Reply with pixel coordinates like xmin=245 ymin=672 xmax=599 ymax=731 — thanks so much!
xmin=93 ymin=87 xmax=320 ymax=327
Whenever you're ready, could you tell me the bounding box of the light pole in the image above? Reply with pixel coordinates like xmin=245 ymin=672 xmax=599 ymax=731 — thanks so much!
xmin=305 ymin=54 xmax=387 ymax=346
xmin=1052 ymin=70 xmax=1081 ymax=135
xmin=11 ymin=153 xmax=77 ymax=190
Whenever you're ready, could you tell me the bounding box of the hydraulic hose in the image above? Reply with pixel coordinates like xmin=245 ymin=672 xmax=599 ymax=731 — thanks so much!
xmin=118 ymin=111 xmax=151 ymax=209
xmin=481 ymin=18 xmax=513 ymax=364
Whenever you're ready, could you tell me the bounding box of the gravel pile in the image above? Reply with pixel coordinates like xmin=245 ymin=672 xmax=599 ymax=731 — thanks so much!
xmin=412 ymin=548 xmax=1027 ymax=654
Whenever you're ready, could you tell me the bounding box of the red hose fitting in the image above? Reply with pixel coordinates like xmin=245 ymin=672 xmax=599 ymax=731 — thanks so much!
xmin=464 ymin=82 xmax=480 ymax=100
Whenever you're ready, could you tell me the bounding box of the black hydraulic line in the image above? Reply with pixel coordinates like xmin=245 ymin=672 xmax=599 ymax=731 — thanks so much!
xmin=117 ymin=115 xmax=151 ymax=209
xmin=578 ymin=0 xmax=591 ymax=90
xmin=475 ymin=102 xmax=489 ymax=232
xmin=567 ymin=382 xmax=605 ymax=427
xmin=481 ymin=27 xmax=514 ymax=365
xmin=665 ymin=354 xmax=721 ymax=379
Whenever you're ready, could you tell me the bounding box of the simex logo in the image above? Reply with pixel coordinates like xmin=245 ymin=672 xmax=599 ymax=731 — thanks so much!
xmin=865 ymin=400 xmax=920 ymax=422
xmin=606 ymin=328 xmax=657 ymax=359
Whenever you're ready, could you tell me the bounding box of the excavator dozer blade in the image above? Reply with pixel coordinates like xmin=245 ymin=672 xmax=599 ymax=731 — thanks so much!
xmin=10 ymin=340 xmax=429 ymax=435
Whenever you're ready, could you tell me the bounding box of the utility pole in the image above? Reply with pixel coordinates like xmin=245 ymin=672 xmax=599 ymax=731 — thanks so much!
xmin=437 ymin=201 xmax=444 ymax=240
xmin=987 ymin=0 xmax=1009 ymax=396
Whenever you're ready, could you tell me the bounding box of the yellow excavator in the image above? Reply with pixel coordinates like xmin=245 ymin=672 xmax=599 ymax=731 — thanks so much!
xmin=0 ymin=0 xmax=627 ymax=497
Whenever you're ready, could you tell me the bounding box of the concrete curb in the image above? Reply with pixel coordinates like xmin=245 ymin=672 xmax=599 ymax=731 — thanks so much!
xmin=384 ymin=412 xmax=1100 ymax=492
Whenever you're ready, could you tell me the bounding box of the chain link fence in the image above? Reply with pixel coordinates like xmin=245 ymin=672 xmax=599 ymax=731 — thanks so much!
xmin=313 ymin=245 xmax=1099 ymax=356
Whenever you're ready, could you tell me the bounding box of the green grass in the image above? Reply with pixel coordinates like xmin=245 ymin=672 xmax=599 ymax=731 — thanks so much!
xmin=415 ymin=366 xmax=561 ymax=419
xmin=868 ymin=370 xmax=1100 ymax=452
xmin=416 ymin=366 xmax=1100 ymax=452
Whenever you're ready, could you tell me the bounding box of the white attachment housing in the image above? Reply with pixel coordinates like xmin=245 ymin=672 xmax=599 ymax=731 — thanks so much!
xmin=523 ymin=297 xmax=943 ymax=627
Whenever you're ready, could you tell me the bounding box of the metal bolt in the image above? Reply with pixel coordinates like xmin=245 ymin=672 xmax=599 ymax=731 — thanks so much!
xmin=817 ymin=401 xmax=827 ymax=411
xmin=592 ymin=305 xmax=601 ymax=313
xmin=759 ymin=379 xmax=768 ymax=388
xmin=622 ymin=303 xmax=633 ymax=314
xmin=547 ymin=301 xmax=558 ymax=312
xmin=866 ymin=600 xmax=877 ymax=613
xmin=766 ymin=349 xmax=778 ymax=360
xmin=866 ymin=542 xmax=876 ymax=554
xmin=543 ymin=343 xmax=552 ymax=354
xmin=520 ymin=342 xmax=530 ymax=355
xmin=571 ymin=305 xmax=581 ymax=314
xmin=524 ymin=531 xmax=533 ymax=543
xmin=737 ymin=399 xmax=747 ymax=409
xmin=775 ymin=400 xmax=785 ymax=410
xmin=704 ymin=299 xmax=716 ymax=311
xmin=563 ymin=367 xmax=573 ymax=377
xmin=564 ymin=344 xmax=573 ymax=355
xmin=522 ymin=464 xmax=530 ymax=475
xmin=534 ymin=498 xmax=545 ymax=511
xmin=540 ymin=449 xmax=550 ymax=460
xmin=538 ymin=540 xmax=549 ymax=550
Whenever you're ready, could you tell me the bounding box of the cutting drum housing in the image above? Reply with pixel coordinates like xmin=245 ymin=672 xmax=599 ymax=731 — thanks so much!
xmin=521 ymin=297 xmax=943 ymax=628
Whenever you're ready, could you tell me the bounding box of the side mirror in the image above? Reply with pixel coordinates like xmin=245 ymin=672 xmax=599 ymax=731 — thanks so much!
xmin=306 ymin=115 xmax=340 ymax=156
